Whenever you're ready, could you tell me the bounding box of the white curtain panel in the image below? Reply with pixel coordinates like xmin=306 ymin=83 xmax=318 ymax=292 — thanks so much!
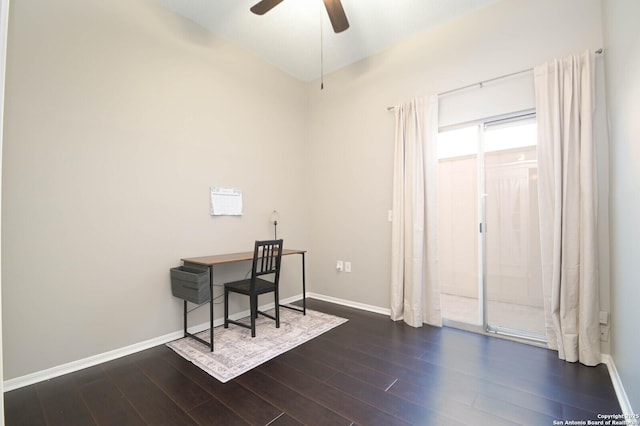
xmin=534 ymin=50 xmax=601 ymax=366
xmin=390 ymin=96 xmax=441 ymax=328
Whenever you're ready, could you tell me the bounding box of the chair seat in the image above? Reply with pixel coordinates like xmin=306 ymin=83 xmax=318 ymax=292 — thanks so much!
xmin=225 ymin=278 xmax=276 ymax=295
xmin=224 ymin=239 xmax=283 ymax=338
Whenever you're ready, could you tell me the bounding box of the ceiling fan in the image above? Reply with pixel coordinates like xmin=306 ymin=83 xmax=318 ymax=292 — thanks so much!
xmin=250 ymin=0 xmax=350 ymax=33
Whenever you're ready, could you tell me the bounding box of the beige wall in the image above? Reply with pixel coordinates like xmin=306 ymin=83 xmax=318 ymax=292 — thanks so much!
xmin=602 ymin=0 xmax=640 ymax=413
xmin=0 ymin=0 xmax=9 ymax=411
xmin=2 ymin=0 xmax=309 ymax=379
xmin=2 ymin=0 xmax=615 ymax=383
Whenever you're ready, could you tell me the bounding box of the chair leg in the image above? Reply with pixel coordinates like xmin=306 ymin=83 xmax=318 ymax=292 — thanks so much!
xmin=254 ymin=296 xmax=259 ymax=319
xmin=224 ymin=289 xmax=229 ymax=328
xmin=250 ymin=295 xmax=257 ymax=337
xmin=274 ymin=288 xmax=280 ymax=328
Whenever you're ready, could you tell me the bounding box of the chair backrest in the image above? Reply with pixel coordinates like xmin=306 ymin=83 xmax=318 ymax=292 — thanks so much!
xmin=251 ymin=239 xmax=284 ymax=285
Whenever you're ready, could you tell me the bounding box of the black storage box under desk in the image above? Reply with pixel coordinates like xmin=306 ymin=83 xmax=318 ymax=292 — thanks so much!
xmin=170 ymin=264 xmax=210 ymax=305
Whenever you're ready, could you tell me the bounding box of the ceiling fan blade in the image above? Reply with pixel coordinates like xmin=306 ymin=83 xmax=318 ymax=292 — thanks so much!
xmin=250 ymin=0 xmax=285 ymax=15
xmin=322 ymin=0 xmax=349 ymax=33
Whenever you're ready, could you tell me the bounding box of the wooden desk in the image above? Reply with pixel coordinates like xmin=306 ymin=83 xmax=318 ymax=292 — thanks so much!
xmin=180 ymin=249 xmax=306 ymax=351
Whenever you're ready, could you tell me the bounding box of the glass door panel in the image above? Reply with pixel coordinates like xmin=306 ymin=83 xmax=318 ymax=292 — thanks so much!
xmin=484 ymin=121 xmax=545 ymax=339
xmin=438 ymin=126 xmax=481 ymax=326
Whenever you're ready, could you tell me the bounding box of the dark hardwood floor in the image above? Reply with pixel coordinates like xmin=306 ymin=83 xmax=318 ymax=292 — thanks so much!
xmin=4 ymin=299 xmax=621 ymax=425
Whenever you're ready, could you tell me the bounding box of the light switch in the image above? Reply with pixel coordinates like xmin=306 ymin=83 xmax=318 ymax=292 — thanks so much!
xmin=345 ymin=261 xmax=352 ymax=273
xmin=336 ymin=260 xmax=343 ymax=272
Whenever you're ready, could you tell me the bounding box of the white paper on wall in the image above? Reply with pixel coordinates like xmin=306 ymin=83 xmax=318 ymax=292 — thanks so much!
xmin=210 ymin=187 xmax=243 ymax=216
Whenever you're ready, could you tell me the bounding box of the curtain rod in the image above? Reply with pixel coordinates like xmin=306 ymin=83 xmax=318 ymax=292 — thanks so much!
xmin=387 ymin=48 xmax=603 ymax=111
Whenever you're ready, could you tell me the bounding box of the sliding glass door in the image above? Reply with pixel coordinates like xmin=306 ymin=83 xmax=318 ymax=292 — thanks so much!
xmin=438 ymin=114 xmax=545 ymax=342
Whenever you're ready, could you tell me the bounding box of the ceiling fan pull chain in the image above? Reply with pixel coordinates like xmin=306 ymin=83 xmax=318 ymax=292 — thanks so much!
xmin=320 ymin=6 xmax=324 ymax=90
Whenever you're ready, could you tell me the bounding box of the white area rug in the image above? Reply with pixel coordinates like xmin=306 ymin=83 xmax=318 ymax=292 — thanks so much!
xmin=166 ymin=308 xmax=348 ymax=383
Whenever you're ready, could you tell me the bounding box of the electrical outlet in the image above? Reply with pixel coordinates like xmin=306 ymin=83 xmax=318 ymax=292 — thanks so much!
xmin=336 ymin=260 xmax=343 ymax=272
xmin=600 ymin=325 xmax=610 ymax=342
xmin=345 ymin=261 xmax=352 ymax=273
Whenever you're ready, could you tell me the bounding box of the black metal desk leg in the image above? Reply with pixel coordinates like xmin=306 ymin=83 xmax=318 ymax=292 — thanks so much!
xmin=209 ymin=265 xmax=214 ymax=352
xmin=184 ymin=300 xmax=188 ymax=337
xmin=180 ymin=261 xmax=215 ymax=351
xmin=302 ymin=252 xmax=306 ymax=315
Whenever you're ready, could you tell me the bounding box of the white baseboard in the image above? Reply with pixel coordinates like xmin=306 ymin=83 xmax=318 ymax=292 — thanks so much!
xmin=601 ymin=354 xmax=635 ymax=416
xmin=306 ymin=292 xmax=391 ymax=316
xmin=3 ymin=329 xmax=184 ymax=392
xmin=3 ymin=294 xmax=302 ymax=392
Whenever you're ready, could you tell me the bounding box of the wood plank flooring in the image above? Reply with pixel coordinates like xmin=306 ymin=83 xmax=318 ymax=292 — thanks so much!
xmin=4 ymin=300 xmax=621 ymax=425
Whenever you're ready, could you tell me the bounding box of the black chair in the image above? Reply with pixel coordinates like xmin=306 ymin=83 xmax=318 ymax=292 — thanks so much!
xmin=224 ymin=239 xmax=284 ymax=337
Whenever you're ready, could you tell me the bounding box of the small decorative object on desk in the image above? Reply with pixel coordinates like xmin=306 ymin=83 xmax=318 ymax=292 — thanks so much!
xmin=270 ymin=209 xmax=279 ymax=239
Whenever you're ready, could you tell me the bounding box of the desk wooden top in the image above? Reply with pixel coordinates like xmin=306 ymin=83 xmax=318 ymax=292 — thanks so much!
xmin=182 ymin=249 xmax=306 ymax=266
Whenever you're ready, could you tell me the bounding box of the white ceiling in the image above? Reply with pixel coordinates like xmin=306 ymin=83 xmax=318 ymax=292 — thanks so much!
xmin=155 ymin=0 xmax=500 ymax=82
